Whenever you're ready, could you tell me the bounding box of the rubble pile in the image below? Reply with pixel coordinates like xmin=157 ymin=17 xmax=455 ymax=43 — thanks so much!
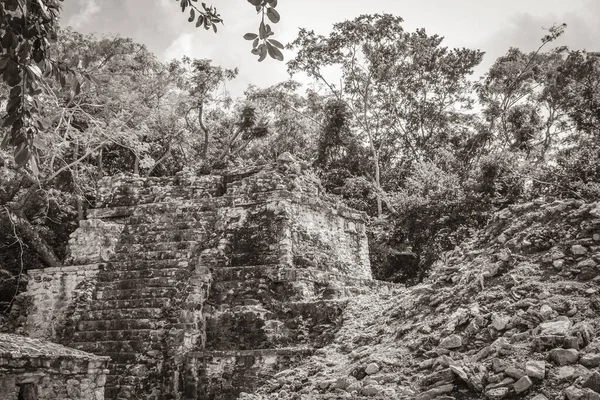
xmin=245 ymin=199 xmax=600 ymax=399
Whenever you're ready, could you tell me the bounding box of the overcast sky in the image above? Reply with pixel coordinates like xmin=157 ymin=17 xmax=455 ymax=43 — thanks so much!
xmin=60 ymin=0 xmax=600 ymax=97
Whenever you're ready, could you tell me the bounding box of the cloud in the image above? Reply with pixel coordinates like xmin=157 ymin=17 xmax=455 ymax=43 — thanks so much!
xmin=66 ymin=0 xmax=100 ymax=30
xmin=473 ymin=0 xmax=600 ymax=76
xmin=163 ymin=33 xmax=195 ymax=61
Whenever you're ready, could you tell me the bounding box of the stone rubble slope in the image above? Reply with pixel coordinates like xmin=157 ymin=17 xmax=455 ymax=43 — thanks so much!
xmin=243 ymin=199 xmax=600 ymax=400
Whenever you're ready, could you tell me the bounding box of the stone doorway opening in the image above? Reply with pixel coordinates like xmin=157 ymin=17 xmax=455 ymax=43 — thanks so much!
xmin=17 ymin=383 xmax=37 ymax=400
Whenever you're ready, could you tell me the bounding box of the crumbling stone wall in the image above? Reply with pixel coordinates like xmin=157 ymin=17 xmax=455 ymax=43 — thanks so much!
xmin=19 ymin=265 xmax=99 ymax=340
xmin=66 ymin=219 xmax=124 ymax=265
xmin=0 ymin=333 xmax=109 ymax=400
xmin=20 ymin=158 xmax=391 ymax=399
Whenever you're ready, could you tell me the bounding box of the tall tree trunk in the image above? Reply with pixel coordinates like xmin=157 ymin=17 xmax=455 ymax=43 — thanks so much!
xmin=97 ymin=146 xmax=104 ymax=178
xmin=374 ymin=152 xmax=382 ymax=217
xmin=73 ymin=140 xmax=83 ymax=221
xmin=198 ymin=104 xmax=210 ymax=159
xmin=4 ymin=208 xmax=62 ymax=269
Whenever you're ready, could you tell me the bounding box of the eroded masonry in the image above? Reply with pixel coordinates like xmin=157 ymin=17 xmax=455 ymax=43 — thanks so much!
xmin=10 ymin=157 xmax=391 ymax=399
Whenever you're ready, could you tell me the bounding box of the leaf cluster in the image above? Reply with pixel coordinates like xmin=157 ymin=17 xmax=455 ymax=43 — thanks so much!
xmin=0 ymin=0 xmax=63 ymax=169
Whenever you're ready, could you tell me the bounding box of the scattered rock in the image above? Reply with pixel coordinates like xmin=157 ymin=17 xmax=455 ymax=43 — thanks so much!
xmin=531 ymin=395 xmax=548 ymax=400
xmin=277 ymin=152 xmax=296 ymax=163
xmin=415 ymin=384 xmax=454 ymax=400
xmin=317 ymin=379 xmax=335 ymax=389
xmin=581 ymin=354 xmax=600 ymax=368
xmin=539 ymin=320 xmax=572 ymax=336
xmin=491 ymin=358 xmax=506 ymax=373
xmin=564 ymin=386 xmax=600 ymax=400
xmin=486 ymin=377 xmax=515 ymax=390
xmin=505 ymin=366 xmax=525 ymax=380
xmin=540 ymin=304 xmax=555 ymax=320
xmin=525 ymin=360 xmax=546 ymax=379
xmin=556 ymin=366 xmax=576 ymax=381
xmin=583 ymin=372 xmax=600 ymax=393
xmin=485 ymin=387 xmax=510 ymax=399
xmin=571 ymin=244 xmax=588 ymax=255
xmin=513 ymin=376 xmax=532 ymax=393
xmin=335 ymin=376 xmax=357 ymax=390
xmin=364 ymin=362 xmax=379 ymax=375
xmin=551 ymin=348 xmax=579 ymax=365
xmin=361 ymin=384 xmax=381 ymax=396
xmin=491 ymin=314 xmax=511 ymax=331
xmin=439 ymin=335 xmax=462 ymax=349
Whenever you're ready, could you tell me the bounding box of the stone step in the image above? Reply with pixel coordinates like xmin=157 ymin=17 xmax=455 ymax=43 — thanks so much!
xmin=211 ymin=264 xmax=283 ymax=280
xmin=96 ymin=276 xmax=190 ymax=291
xmin=85 ymin=351 xmax=139 ymax=363
xmin=72 ymin=328 xmax=164 ymax=343
xmin=98 ymin=268 xmax=190 ymax=282
xmin=71 ymin=339 xmax=164 ymax=354
xmin=209 ymin=278 xmax=323 ymax=305
xmin=102 ymin=259 xmax=190 ymax=271
xmin=77 ymin=318 xmax=167 ymax=332
xmin=128 ymin=200 xmax=226 ymax=217
xmin=98 ymin=185 xmax=224 ymax=208
xmin=230 ymin=252 xmax=284 ymax=267
xmin=94 ymin=297 xmax=173 ymax=310
xmin=205 ymin=300 xmax=346 ymax=350
xmin=126 ymin=209 xmax=218 ymax=225
xmin=87 ymin=198 xmax=225 ymax=220
xmin=114 ymin=240 xmax=200 ymax=254
xmin=117 ymin=228 xmax=208 ymax=244
xmin=95 ymin=286 xmax=181 ymax=301
xmin=84 ymin=307 xmax=164 ymax=321
xmin=212 ymin=265 xmax=398 ymax=294
xmin=191 ymin=347 xmax=315 ymax=358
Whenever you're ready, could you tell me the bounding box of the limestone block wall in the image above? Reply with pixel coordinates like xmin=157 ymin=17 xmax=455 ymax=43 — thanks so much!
xmin=288 ymin=200 xmax=371 ymax=279
xmin=0 ymin=333 xmax=109 ymax=400
xmin=19 ymin=265 xmax=99 ymax=341
xmin=96 ymin=172 xmax=224 ymax=208
xmin=66 ymin=219 xmax=125 ymax=265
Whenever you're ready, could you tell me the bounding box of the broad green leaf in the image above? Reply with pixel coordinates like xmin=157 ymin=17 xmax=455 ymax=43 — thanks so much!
xmin=244 ymin=33 xmax=258 ymax=40
xmin=268 ymin=39 xmax=284 ymax=49
xmin=266 ymin=8 xmax=280 ymax=24
xmin=258 ymin=44 xmax=267 ymax=62
xmin=259 ymin=21 xmax=266 ymax=39
xmin=14 ymin=145 xmax=30 ymax=166
xmin=6 ymin=95 xmax=21 ymax=113
xmin=0 ymin=55 xmax=9 ymax=69
xmin=266 ymin=41 xmax=284 ymax=61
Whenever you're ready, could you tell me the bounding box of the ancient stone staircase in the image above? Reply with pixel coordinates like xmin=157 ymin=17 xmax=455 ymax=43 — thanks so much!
xmin=71 ymin=203 xmax=216 ymax=399
xmin=66 ymin=175 xmax=222 ymax=400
